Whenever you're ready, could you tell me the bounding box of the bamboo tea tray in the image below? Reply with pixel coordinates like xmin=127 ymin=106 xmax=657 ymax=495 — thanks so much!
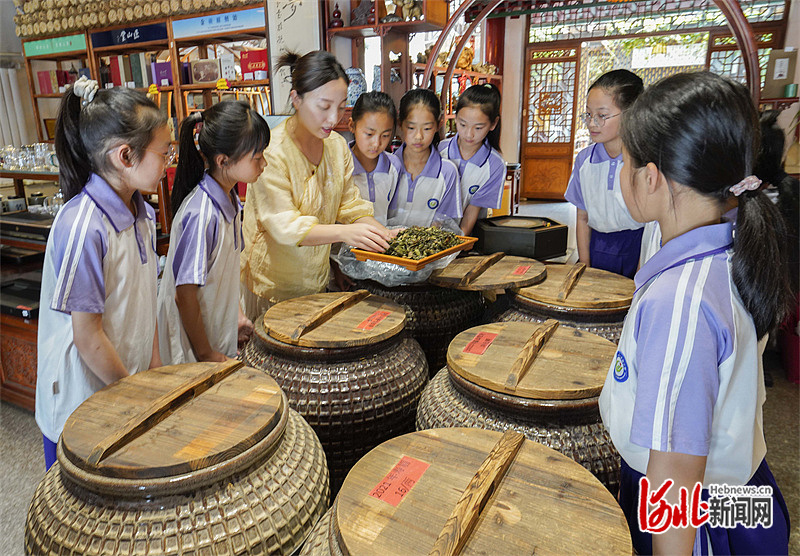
xmin=351 ymin=236 xmax=478 ymax=271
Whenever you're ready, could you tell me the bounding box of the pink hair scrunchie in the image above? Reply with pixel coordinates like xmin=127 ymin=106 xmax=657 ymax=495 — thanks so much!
xmin=729 ymin=175 xmax=762 ymax=196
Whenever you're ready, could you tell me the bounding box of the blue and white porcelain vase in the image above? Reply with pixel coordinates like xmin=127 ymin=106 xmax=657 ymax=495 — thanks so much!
xmin=372 ymin=65 xmax=381 ymax=92
xmin=346 ymin=67 xmax=367 ymax=107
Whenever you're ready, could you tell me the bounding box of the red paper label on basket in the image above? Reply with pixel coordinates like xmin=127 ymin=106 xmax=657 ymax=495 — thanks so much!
xmin=357 ymin=310 xmax=391 ymax=330
xmin=512 ymin=265 xmax=532 ymax=276
xmin=368 ymin=456 xmax=429 ymax=506
xmin=463 ymin=332 xmax=498 ymax=355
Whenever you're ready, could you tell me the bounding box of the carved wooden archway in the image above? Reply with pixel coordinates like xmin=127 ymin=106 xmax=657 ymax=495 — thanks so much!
xmin=423 ymin=0 xmax=762 ymax=106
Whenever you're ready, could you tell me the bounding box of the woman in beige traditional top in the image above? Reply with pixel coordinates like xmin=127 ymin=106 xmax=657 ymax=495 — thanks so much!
xmin=241 ymin=51 xmax=393 ymax=320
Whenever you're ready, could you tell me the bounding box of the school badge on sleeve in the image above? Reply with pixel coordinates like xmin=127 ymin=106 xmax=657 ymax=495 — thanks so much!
xmin=613 ymin=351 xmax=629 ymax=382
xmin=427 ymin=198 xmax=440 ymax=209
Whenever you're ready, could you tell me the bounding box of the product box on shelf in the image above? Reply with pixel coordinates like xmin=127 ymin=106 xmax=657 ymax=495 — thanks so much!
xmin=151 ymin=61 xmax=172 ymax=86
xmin=241 ymin=49 xmax=268 ymax=81
xmin=36 ymin=71 xmax=52 ymax=94
xmin=219 ymin=54 xmax=236 ymax=81
xmin=190 ymin=59 xmax=221 ymax=84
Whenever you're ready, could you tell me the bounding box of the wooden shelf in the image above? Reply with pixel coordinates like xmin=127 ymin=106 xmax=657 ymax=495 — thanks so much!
xmin=180 ymin=79 xmax=269 ymax=90
xmin=173 ymin=28 xmax=265 ymax=45
xmin=413 ymin=63 xmax=502 ymax=81
xmin=93 ymin=39 xmax=170 ymax=54
xmin=759 ymin=96 xmax=799 ymax=110
xmin=25 ymin=50 xmax=88 ymax=61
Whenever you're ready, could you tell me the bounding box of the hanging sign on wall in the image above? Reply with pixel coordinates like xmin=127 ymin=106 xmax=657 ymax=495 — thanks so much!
xmin=172 ymin=7 xmax=266 ymax=39
xmin=24 ymin=34 xmax=87 ymax=57
xmin=266 ymin=0 xmax=322 ymax=114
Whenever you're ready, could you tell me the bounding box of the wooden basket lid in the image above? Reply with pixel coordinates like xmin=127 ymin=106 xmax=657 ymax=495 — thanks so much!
xmin=447 ymin=321 xmax=616 ymax=400
xmin=262 ymin=290 xmax=406 ymax=348
xmin=61 ymin=361 xmax=285 ymax=479
xmin=334 ymin=428 xmax=631 ymax=556
xmin=516 ymin=262 xmax=634 ymax=309
xmin=428 ymin=253 xmax=546 ymax=291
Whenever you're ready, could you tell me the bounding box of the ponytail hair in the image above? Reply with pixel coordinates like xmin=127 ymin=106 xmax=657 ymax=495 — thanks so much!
xmin=172 ymin=100 xmax=270 ymax=215
xmin=55 ymin=86 xmax=165 ymax=200
xmin=455 ymin=83 xmax=502 ymax=152
xmin=399 ymin=88 xmax=442 ymax=146
xmin=621 ymin=71 xmax=791 ymax=337
xmin=276 ymin=50 xmax=348 ymax=98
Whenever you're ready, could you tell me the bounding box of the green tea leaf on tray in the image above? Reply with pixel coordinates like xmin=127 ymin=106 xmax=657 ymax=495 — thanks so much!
xmin=384 ymin=226 xmax=462 ymax=260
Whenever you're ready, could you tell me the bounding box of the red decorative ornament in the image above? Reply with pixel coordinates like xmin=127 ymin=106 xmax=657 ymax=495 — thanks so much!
xmin=367 ymin=2 xmax=376 ymax=24
xmin=330 ymin=2 xmax=344 ymax=28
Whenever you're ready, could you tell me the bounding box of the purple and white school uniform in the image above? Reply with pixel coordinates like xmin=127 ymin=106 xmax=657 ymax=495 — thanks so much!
xmin=349 ymin=144 xmax=403 ymax=224
xmin=36 ymin=173 xmax=158 ymax=446
xmin=387 ymin=144 xmax=462 ymax=227
xmin=599 ymin=222 xmax=789 ymax=555
xmin=157 ymin=174 xmax=243 ymax=364
xmin=565 ymin=142 xmax=644 ymax=278
xmin=438 ymin=135 xmax=505 ymax=216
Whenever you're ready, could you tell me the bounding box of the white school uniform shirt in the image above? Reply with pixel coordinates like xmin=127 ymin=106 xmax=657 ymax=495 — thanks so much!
xmin=36 ymin=174 xmax=158 ymax=442
xmin=564 ymin=142 xmax=643 ymax=233
xmin=157 ymin=174 xmax=243 ymax=364
xmin=349 ymin=143 xmax=402 ymax=225
xmin=599 ymin=222 xmax=765 ymax=486
xmin=438 ymin=135 xmax=506 ymax=215
xmin=387 ymin=144 xmax=462 ymax=227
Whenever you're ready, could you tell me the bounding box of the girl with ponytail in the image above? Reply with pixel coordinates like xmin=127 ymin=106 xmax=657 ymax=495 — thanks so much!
xmin=599 ymin=72 xmax=791 ymax=555
xmin=37 ymin=78 xmax=169 ymax=469
xmin=439 ymin=83 xmax=505 ymax=235
xmin=157 ymin=100 xmax=269 ymax=364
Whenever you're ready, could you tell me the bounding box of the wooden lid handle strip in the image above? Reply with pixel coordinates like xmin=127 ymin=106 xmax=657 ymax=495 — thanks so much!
xmin=87 ymin=359 xmax=245 ymax=465
xmin=504 ymin=319 xmax=560 ymax=391
xmin=557 ymin=262 xmax=587 ymax=301
xmin=429 ymin=430 xmax=526 ymax=556
xmin=289 ymin=289 xmax=370 ymax=340
xmin=458 ymin=252 xmax=505 ymax=287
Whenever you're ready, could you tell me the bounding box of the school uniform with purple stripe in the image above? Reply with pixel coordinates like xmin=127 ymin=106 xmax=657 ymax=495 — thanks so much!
xmin=36 ymin=174 xmax=158 ymax=468
xmin=387 ymin=144 xmax=462 ymax=227
xmin=349 ymin=143 xmax=402 ymax=224
xmin=565 ymin=142 xmax=644 ymax=278
xmin=438 ymin=135 xmax=506 ymax=216
xmin=599 ymin=222 xmax=790 ymax=555
xmin=157 ymin=173 xmax=243 ymax=364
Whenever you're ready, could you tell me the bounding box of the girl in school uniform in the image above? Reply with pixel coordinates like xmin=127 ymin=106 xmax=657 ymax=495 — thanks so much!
xmin=599 ymin=72 xmax=791 ymax=555
xmin=240 ymin=51 xmax=394 ymax=320
xmin=348 ymin=91 xmax=402 ymax=224
xmin=36 ymin=77 xmax=169 ymax=469
xmin=387 ymin=88 xmax=462 ymax=228
xmin=157 ymin=101 xmax=269 ymax=364
xmin=565 ymin=69 xmax=645 ymax=278
xmin=438 ymin=83 xmax=506 ymax=235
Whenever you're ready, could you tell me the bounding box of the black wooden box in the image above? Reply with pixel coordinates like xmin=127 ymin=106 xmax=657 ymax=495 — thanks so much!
xmin=473 ymin=215 xmax=568 ymax=260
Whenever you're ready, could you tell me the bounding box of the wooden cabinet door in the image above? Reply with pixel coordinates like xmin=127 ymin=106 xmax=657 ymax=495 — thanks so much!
xmin=520 ymin=47 xmax=579 ymax=200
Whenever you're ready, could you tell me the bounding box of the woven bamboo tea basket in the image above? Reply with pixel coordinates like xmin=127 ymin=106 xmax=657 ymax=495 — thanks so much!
xmin=356 ymin=253 xmax=546 ymax=372
xmin=25 ymin=361 xmax=329 ymax=556
xmin=498 ymin=262 xmax=635 ymax=343
xmin=417 ymin=320 xmax=621 ymax=493
xmin=299 ymin=428 xmax=632 ymax=556
xmin=241 ymin=290 xmax=428 ymax=494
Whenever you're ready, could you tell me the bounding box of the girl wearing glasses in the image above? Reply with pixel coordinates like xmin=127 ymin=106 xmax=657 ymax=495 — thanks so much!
xmin=157 ymin=101 xmax=269 ymax=365
xmin=565 ymin=69 xmax=645 ymax=278
xmin=37 ymin=79 xmax=168 ymax=469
